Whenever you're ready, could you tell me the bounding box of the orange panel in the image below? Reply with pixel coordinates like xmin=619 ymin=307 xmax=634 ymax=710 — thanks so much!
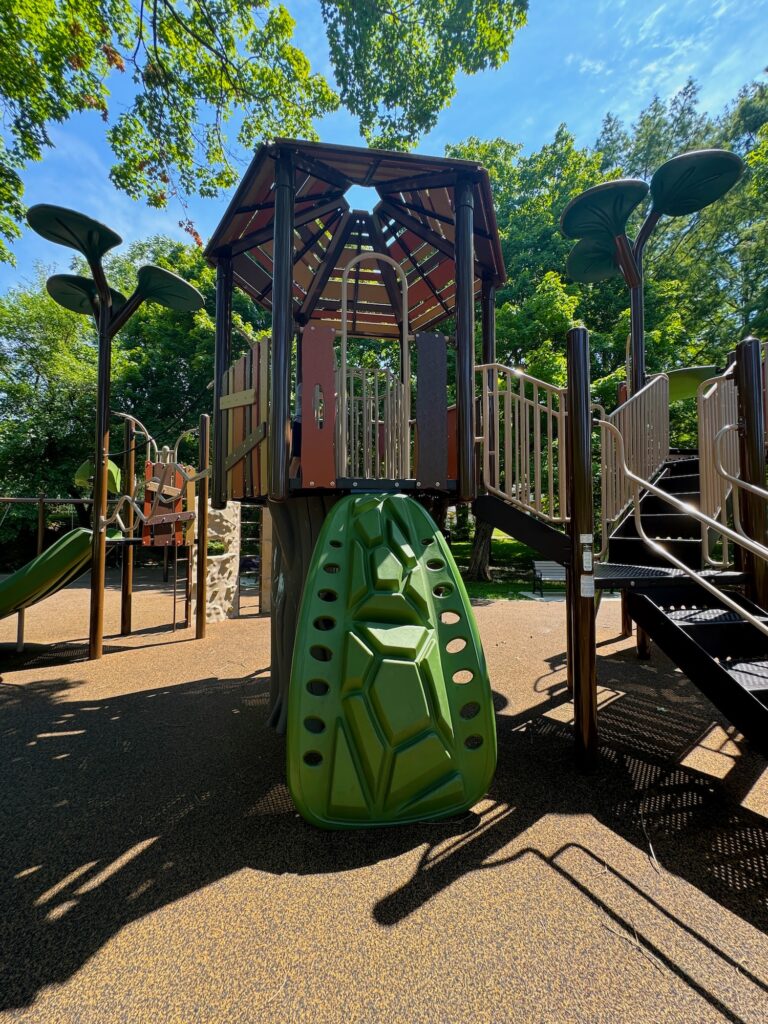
xmin=301 ymin=324 xmax=337 ymax=488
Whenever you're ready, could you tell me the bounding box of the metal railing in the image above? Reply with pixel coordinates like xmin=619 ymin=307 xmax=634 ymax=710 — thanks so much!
xmin=600 ymin=373 xmax=669 ymax=550
xmin=697 ymin=369 xmax=739 ymax=565
xmin=476 ymin=362 xmax=568 ymax=523
xmin=337 ymin=365 xmax=406 ymax=480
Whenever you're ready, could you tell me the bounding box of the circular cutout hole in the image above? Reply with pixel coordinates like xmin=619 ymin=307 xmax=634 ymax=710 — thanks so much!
xmin=464 ymin=734 xmax=483 ymax=750
xmin=440 ymin=610 xmax=461 ymax=625
xmin=307 ymin=679 xmax=329 ymax=696
xmin=318 ymin=589 xmax=337 ymax=603
xmin=427 ymin=558 xmax=444 ymax=571
xmin=433 ymin=582 xmax=454 ymax=598
xmin=313 ymin=616 xmax=335 ymax=632
xmin=329 ymin=539 xmax=342 ymax=548
xmin=304 ymin=716 xmax=325 ymax=734
xmin=323 ymin=563 xmax=340 ymax=574
xmin=446 ymin=637 xmax=467 ymax=654
xmin=310 ymin=645 xmax=332 ymax=662
xmin=303 ymin=750 xmax=323 ymax=766
xmin=452 ymin=668 xmax=474 ymax=685
xmin=460 ymin=701 xmax=481 ymax=720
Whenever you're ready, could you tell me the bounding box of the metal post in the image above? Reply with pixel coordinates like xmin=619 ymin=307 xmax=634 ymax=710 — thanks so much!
xmin=735 ymin=336 xmax=768 ymax=608
xmin=628 ymin=212 xmax=659 ymax=397
xmin=196 ymin=414 xmax=210 ymax=639
xmin=269 ymin=147 xmax=295 ymax=501
xmin=213 ymin=256 xmax=233 ymax=510
xmin=120 ymin=418 xmax=136 ymax=635
xmin=37 ymin=495 xmax=45 ymax=555
xmin=88 ymin=299 xmax=112 ymax=660
xmin=455 ymin=176 xmax=476 ymax=501
xmin=566 ymin=327 xmax=598 ymax=766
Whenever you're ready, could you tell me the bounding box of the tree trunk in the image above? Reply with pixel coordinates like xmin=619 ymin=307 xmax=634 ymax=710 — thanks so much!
xmin=465 ymin=518 xmax=493 ymax=581
xmin=267 ymin=494 xmax=339 ymax=734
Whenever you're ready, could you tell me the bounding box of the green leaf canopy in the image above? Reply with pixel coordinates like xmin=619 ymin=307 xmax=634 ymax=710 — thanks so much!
xmin=650 ymin=149 xmax=744 ymax=217
xmin=560 ymin=179 xmax=649 ymax=239
xmin=135 ymin=265 xmax=205 ymax=311
xmin=26 ymin=205 xmax=122 ymax=263
xmin=566 ymin=236 xmax=621 ymax=283
xmin=46 ymin=275 xmax=127 ymax=316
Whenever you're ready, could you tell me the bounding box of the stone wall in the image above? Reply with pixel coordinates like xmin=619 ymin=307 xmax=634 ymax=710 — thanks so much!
xmin=189 ymin=501 xmax=241 ymax=622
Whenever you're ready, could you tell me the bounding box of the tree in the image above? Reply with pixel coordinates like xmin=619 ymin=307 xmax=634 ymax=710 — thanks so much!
xmin=0 ymin=0 xmax=528 ymax=262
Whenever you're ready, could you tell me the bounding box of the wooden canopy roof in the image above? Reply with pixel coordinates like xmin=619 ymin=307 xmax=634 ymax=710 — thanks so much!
xmin=205 ymin=139 xmax=506 ymax=339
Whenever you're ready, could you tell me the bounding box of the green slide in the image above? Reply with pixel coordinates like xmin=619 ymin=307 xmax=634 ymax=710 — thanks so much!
xmin=287 ymin=494 xmax=497 ymax=829
xmin=665 ymin=365 xmax=718 ymax=403
xmin=0 ymin=528 xmax=93 ymax=620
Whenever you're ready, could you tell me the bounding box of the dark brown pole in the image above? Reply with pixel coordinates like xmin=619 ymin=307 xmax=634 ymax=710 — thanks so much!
xmin=213 ymin=255 xmax=233 ymax=510
xmin=120 ymin=417 xmax=136 ymax=635
xmin=88 ymin=297 xmax=112 ymax=660
xmin=196 ymin=414 xmax=210 ymax=639
xmin=735 ymin=336 xmax=768 ymax=608
xmin=37 ymin=495 xmax=45 ymax=555
xmin=455 ymin=176 xmax=476 ymax=501
xmin=566 ymin=326 xmax=598 ymax=766
xmin=269 ymin=147 xmax=295 ymax=502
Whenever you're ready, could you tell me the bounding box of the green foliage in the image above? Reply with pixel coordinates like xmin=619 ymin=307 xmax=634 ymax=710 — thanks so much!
xmin=0 ymin=0 xmax=528 ymax=259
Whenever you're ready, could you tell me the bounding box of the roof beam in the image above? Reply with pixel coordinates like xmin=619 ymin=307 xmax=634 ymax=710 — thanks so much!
xmin=297 ymin=210 xmax=354 ymax=323
xmin=368 ymin=213 xmax=404 ymax=323
xmin=235 ymin=188 xmax=345 ymax=215
xmin=293 ymin=153 xmax=352 ymax=191
xmin=257 ymin=209 xmax=344 ymax=305
xmin=377 ymin=200 xmax=455 ymax=260
xmin=227 ymin=198 xmax=347 ymax=257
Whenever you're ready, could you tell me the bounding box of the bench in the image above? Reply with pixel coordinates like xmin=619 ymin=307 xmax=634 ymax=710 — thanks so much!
xmin=532 ymin=560 xmax=566 ymax=596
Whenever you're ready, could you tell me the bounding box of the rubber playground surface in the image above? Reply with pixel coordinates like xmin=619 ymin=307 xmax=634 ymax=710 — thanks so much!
xmin=1 ymin=572 xmax=767 ymax=1023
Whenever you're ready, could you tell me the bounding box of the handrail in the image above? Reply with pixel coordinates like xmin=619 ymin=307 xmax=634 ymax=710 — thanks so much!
xmin=476 ymin=362 xmax=568 ymax=524
xmin=697 ymin=369 xmax=738 ymax=566
xmin=600 ymin=418 xmax=768 ymax=641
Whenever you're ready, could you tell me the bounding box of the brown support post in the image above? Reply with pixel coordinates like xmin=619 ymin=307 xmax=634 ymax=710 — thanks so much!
xmin=120 ymin=418 xmax=136 ymax=635
xmin=88 ymin=298 xmax=112 ymax=660
xmin=735 ymin=336 xmax=768 ymax=608
xmin=196 ymin=414 xmax=210 ymax=639
xmin=37 ymin=495 xmax=45 ymax=555
xmin=620 ymin=591 xmax=633 ymax=638
xmin=454 ymin=177 xmax=476 ymax=502
xmin=566 ymin=327 xmax=598 ymax=766
xmin=213 ymin=256 xmax=233 ymax=510
xmin=269 ymin=147 xmax=295 ymax=502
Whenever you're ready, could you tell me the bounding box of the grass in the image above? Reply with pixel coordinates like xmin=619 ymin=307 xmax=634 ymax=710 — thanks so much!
xmin=449 ymin=531 xmax=559 ymax=602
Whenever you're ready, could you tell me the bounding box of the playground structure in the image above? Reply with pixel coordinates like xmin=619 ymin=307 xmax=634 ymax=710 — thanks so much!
xmin=201 ymin=138 xmax=768 ymax=828
xmin=0 ymin=206 xmax=210 ymax=655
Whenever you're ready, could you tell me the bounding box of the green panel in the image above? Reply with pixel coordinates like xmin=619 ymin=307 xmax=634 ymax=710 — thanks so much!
xmin=566 ymin=235 xmax=621 ymax=283
xmin=560 ymin=179 xmax=648 ymax=239
xmin=665 ymin=365 xmax=718 ymax=403
xmin=0 ymin=529 xmax=93 ymax=619
xmin=287 ymin=494 xmax=497 ymax=829
xmin=650 ymin=150 xmax=744 ymax=217
xmin=136 ymin=265 xmax=205 ymax=311
xmin=74 ymin=459 xmax=122 ymax=495
xmin=27 ymin=205 xmax=122 ymax=262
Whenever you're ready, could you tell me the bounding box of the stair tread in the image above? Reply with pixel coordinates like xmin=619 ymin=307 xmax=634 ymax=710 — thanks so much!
xmin=667 ymin=608 xmax=755 ymax=624
xmin=723 ymin=658 xmax=768 ymax=691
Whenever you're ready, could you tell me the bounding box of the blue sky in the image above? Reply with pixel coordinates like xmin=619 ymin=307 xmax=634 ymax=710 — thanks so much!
xmin=2 ymin=0 xmax=766 ymax=293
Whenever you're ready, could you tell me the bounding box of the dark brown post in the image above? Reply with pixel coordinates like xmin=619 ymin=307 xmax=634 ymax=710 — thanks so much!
xmin=120 ymin=417 xmax=136 ymax=635
xmin=269 ymin=146 xmax=295 ymax=502
xmin=196 ymin=414 xmax=210 ymax=639
xmin=735 ymin=336 xmax=768 ymax=608
xmin=36 ymin=495 xmax=45 ymax=555
xmin=213 ymin=256 xmax=233 ymax=509
xmin=566 ymin=326 xmax=598 ymax=766
xmin=455 ymin=176 xmax=476 ymax=501
xmin=88 ymin=297 xmax=112 ymax=660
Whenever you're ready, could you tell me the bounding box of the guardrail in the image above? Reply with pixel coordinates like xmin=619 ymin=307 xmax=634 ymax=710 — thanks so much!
xmin=698 ymin=368 xmax=739 ymax=566
xmin=600 ymin=373 xmax=669 ymax=551
xmin=337 ymin=365 xmax=406 ymax=480
xmin=476 ymin=362 xmax=568 ymax=523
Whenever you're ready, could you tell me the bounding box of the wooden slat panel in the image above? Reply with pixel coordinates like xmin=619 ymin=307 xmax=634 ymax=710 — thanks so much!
xmin=226 ymin=364 xmax=234 ymax=500
xmin=301 ymin=324 xmax=337 ymax=488
xmin=232 ymin=355 xmax=246 ymax=499
xmin=415 ymin=333 xmax=448 ymax=487
xmin=244 ymin=348 xmax=253 ymax=497
xmin=258 ymin=339 xmax=269 ymax=495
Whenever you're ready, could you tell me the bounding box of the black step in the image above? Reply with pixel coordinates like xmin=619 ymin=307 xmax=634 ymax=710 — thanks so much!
xmin=655 ymin=472 xmax=700 ymax=494
xmin=640 ymin=492 xmax=700 ymax=514
xmin=627 ymin=589 xmax=768 ymax=754
xmin=609 ymin=535 xmax=702 ymax=569
xmin=615 ymin=512 xmax=702 ymax=540
xmin=663 ymin=457 xmax=700 ymax=476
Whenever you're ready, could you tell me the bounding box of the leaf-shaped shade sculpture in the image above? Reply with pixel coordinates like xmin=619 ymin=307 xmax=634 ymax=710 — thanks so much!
xmin=566 ymin=236 xmax=621 ymax=283
xmin=136 ymin=265 xmax=205 ymax=311
xmin=560 ymin=179 xmax=649 ymax=239
xmin=27 ymin=205 xmax=122 ymax=262
xmin=650 ymin=149 xmax=745 ymax=217
xmin=46 ymin=274 xmax=127 ymax=315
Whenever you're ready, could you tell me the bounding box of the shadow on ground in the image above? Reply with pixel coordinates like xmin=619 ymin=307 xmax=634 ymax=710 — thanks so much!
xmin=1 ymin=646 xmax=767 ymax=1012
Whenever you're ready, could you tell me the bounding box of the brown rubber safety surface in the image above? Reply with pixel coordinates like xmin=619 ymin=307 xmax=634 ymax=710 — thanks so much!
xmin=1 ymin=572 xmax=768 ymax=1023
